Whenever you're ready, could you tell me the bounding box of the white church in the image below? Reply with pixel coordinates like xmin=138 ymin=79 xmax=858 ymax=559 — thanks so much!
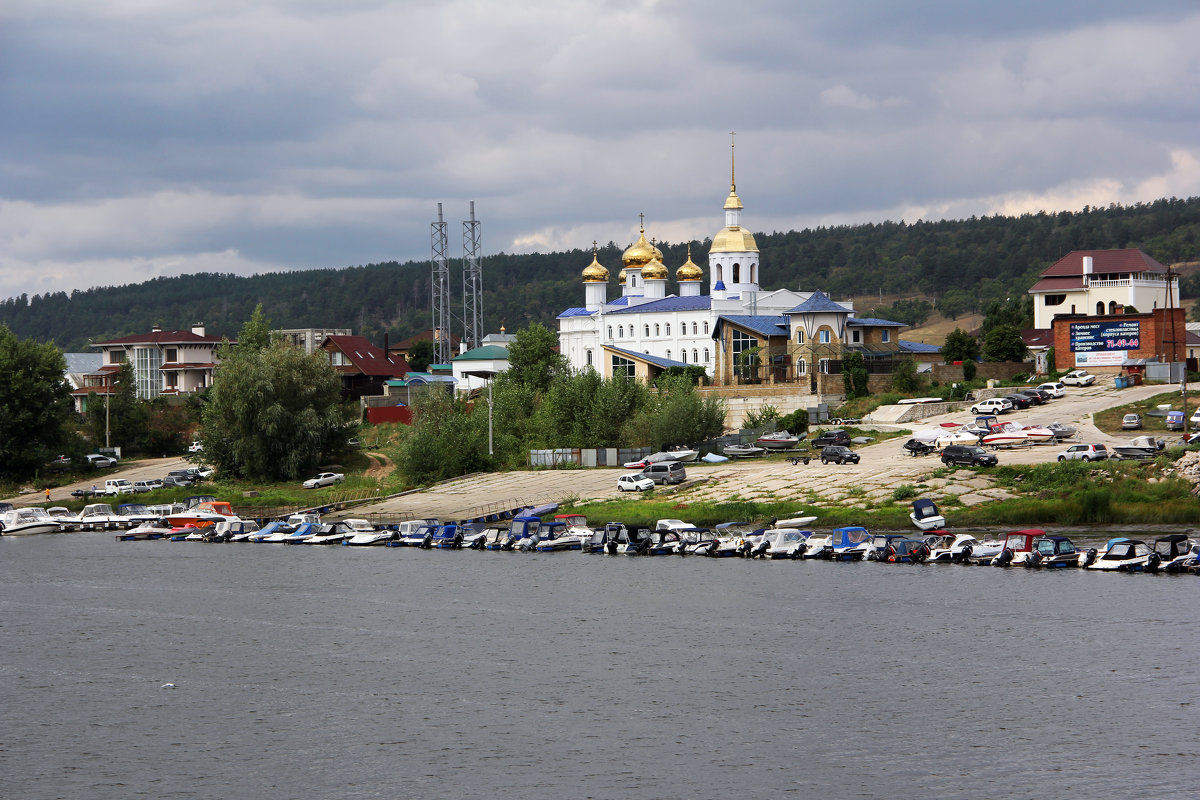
xmin=556 ymin=147 xmax=912 ymax=386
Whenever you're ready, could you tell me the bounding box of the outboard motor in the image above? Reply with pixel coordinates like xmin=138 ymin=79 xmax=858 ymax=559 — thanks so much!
xmin=791 ymin=542 xmax=807 ymax=560
xmin=955 ymin=545 xmax=972 ymax=564
xmin=752 ymin=539 xmax=769 ymax=558
xmin=1080 ymin=548 xmax=1098 ymax=568
xmin=1145 ymin=552 xmax=1162 ymax=573
xmin=606 ymin=540 xmax=619 ymax=555
xmin=420 ymin=531 xmax=433 ymax=549
xmin=1025 ymin=550 xmax=1043 ymax=568
xmin=452 ymin=531 xmax=464 ymax=550
xmin=994 ymin=548 xmax=1014 ymax=567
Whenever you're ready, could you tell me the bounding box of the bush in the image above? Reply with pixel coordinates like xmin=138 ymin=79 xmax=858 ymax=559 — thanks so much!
xmin=743 ymin=404 xmax=780 ymax=429
xmin=891 ymin=485 xmax=918 ymax=501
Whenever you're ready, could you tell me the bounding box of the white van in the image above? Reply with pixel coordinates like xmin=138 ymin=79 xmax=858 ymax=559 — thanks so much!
xmin=104 ymin=478 xmax=134 ymax=496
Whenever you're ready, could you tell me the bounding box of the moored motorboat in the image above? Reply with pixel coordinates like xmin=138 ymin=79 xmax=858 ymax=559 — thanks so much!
xmin=990 ymin=530 xmax=1043 ymax=567
xmin=63 ymin=503 xmax=126 ymax=531
xmin=1083 ymin=538 xmax=1159 ymax=571
xmin=1152 ymin=535 xmax=1198 ymax=573
xmin=116 ymin=519 xmax=172 ymax=541
xmin=165 ymin=501 xmax=238 ymax=529
xmin=825 ymin=526 xmax=873 ymax=560
xmin=909 ymin=498 xmax=945 ymax=531
xmin=751 ymin=528 xmax=810 ymax=558
xmin=0 ymin=507 xmax=64 ymax=536
xmin=1025 ymin=534 xmax=1082 ymax=568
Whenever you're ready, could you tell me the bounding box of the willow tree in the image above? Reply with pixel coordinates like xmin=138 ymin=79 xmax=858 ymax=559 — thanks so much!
xmin=200 ymin=310 xmax=349 ymax=481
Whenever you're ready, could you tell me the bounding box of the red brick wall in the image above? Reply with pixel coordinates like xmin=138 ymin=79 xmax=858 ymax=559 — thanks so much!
xmin=1050 ymin=308 xmax=1185 ymax=368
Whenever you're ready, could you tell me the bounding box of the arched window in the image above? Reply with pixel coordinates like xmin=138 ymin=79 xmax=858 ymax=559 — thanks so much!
xmin=631 ymin=275 xmax=637 ymax=288
xmin=607 ymin=325 xmax=612 ymax=339
xmin=693 ymin=349 xmax=699 ymax=362
xmin=1108 ymin=301 xmax=1119 ymax=314
xmin=618 ymin=326 xmax=623 ymax=338
xmin=796 ymin=329 xmax=805 ymax=344
xmin=654 ymin=324 xmax=660 ymax=336
xmin=750 ymin=263 xmax=757 ymax=284
xmin=796 ymin=358 xmax=806 ymax=375
xmin=1096 ymin=301 xmax=1104 ymax=315
xmin=691 ymin=322 xmax=698 ymax=335
xmin=628 ymin=325 xmax=634 ymax=337
xmin=681 ymin=350 xmax=687 ymax=363
xmin=644 ymin=325 xmax=650 ymax=337
xmin=665 ymin=323 xmax=671 ymax=335
xmin=704 ymin=348 xmax=710 ymax=363
xmin=732 ymin=263 xmax=740 ymax=283
xmin=666 ymin=349 xmax=672 ymax=360
xmin=703 ymin=321 xmax=709 ymax=334
xmin=716 ymin=265 xmax=723 ymax=282
xmin=585 ymin=349 xmax=593 ymax=366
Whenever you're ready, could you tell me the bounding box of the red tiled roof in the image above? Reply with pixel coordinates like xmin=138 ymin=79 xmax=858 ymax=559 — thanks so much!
xmin=1021 ymin=328 xmax=1054 ymax=348
xmin=92 ymin=329 xmax=231 ymax=346
xmin=322 ymin=335 xmax=410 ymax=377
xmin=1039 ymin=249 xmax=1167 ymax=279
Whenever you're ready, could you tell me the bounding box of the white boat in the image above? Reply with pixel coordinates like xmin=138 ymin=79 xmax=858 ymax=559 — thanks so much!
xmin=0 ymin=507 xmax=63 ymax=535
xmin=723 ymin=444 xmax=766 ymax=458
xmin=1046 ymin=421 xmax=1077 ymax=440
xmin=1152 ymin=535 xmax=1198 ymax=573
xmin=64 ymin=503 xmax=126 ymax=531
xmin=664 ymin=447 xmax=700 ymax=462
xmin=773 ymin=515 xmax=818 ymax=528
xmin=1083 ymin=538 xmax=1159 ymax=571
xmin=304 ymin=521 xmax=357 ymax=545
xmin=343 ymin=518 xmax=403 ymax=546
xmin=755 ymin=430 xmax=801 ymax=450
xmin=751 ymin=528 xmax=810 ymax=558
xmin=958 ymin=534 xmax=1007 ymax=565
xmin=1019 ymin=424 xmax=1055 ymax=443
xmin=981 ymin=423 xmax=1029 ymax=447
xmin=909 ymin=499 xmax=945 ymax=531
xmin=700 ymin=452 xmax=729 ymax=463
xmin=116 ymin=520 xmax=172 ymax=541
xmin=209 ymin=519 xmax=260 ymax=542
xmin=165 ymin=500 xmax=239 ymax=529
xmin=934 ymin=426 xmax=982 ymax=448
xmin=1111 ymin=435 xmax=1164 ymax=460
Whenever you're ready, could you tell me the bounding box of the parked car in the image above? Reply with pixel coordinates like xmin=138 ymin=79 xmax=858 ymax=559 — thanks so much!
xmin=161 ymin=476 xmax=192 ymax=488
xmin=1037 ymin=381 xmax=1066 ymax=398
xmin=104 ymin=478 xmax=133 ymax=495
xmin=1058 ymin=443 xmax=1109 ymax=462
xmin=85 ymin=453 xmax=117 ymax=469
xmin=188 ymin=441 xmax=204 ymax=453
xmin=131 ymin=480 xmax=156 ymax=493
xmin=1021 ymin=388 xmax=1051 ymax=404
xmin=1061 ymin=370 xmax=1096 ymax=386
xmin=970 ymin=398 xmax=1013 ymax=415
xmin=640 ymin=461 xmax=686 ymax=485
xmin=1004 ymin=393 xmax=1034 ymax=410
xmin=811 ymin=429 xmax=851 ymax=448
xmin=1121 ymin=413 xmax=1142 ymax=430
xmin=48 ymin=455 xmax=71 ymax=473
xmin=820 ymin=445 xmax=860 ymax=465
xmin=941 ymin=444 xmax=998 ymax=467
xmin=302 ymin=472 xmax=345 ymax=489
xmin=617 ymin=473 xmax=655 ymax=492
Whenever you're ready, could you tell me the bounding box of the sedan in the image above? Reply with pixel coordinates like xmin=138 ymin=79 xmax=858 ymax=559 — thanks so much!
xmin=302 ymin=472 xmax=345 ymax=489
xmin=1061 ymin=370 xmax=1096 ymax=386
xmin=617 ymin=474 xmax=655 ymax=492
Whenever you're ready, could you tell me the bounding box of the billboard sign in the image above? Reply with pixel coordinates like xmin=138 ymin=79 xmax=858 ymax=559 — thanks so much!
xmin=1069 ymin=320 xmax=1141 ymax=353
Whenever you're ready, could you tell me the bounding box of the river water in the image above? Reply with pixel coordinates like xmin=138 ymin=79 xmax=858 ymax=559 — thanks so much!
xmin=2 ymin=532 xmax=1198 ymax=800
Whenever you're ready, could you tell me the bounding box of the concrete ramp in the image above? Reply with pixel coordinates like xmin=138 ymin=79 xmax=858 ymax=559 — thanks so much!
xmin=866 ymin=402 xmax=959 ymax=424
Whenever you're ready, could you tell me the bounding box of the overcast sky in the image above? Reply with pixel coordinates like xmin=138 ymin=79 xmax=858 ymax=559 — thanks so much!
xmin=3 ymin=0 xmax=1199 ymax=301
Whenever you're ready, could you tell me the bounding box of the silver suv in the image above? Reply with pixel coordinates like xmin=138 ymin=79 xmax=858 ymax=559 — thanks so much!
xmin=1057 ymin=443 xmax=1108 ymax=462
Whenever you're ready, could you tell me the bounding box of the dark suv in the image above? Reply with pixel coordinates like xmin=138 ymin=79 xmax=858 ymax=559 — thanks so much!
xmin=941 ymin=444 xmax=997 ymax=467
xmin=812 ymin=429 xmax=851 ymax=448
xmin=820 ymin=445 xmax=860 ymax=465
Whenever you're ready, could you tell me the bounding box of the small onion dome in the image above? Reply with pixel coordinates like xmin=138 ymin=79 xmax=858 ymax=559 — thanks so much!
xmin=581 ymin=252 xmax=608 ymax=282
xmin=618 ymin=268 xmax=627 ymax=284
xmin=676 ymin=249 xmax=703 ymax=282
xmin=641 ymin=255 xmax=668 ymax=280
xmin=723 ymin=188 xmax=744 ymax=211
xmin=622 ymin=230 xmax=657 ymax=267
xmin=710 ymin=225 xmax=758 ymax=253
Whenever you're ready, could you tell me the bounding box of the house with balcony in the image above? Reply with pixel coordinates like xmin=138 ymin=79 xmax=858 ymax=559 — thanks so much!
xmin=1028 ymin=249 xmax=1179 ymax=329
xmin=74 ymin=324 xmax=229 ymax=411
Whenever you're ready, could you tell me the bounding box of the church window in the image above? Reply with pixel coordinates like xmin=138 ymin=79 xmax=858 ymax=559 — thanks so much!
xmin=607 ymin=325 xmax=612 ymax=339
xmin=732 ymin=263 xmax=740 ymax=283
xmin=666 ymin=350 xmax=672 ymax=360
xmin=751 ymin=264 xmax=756 ymax=284
xmin=819 ymin=358 xmax=832 ymax=373
xmin=703 ymin=321 xmax=709 ymax=334
xmin=819 ymin=329 xmax=831 ymax=344
xmin=644 ymin=325 xmax=650 ymax=337
xmin=618 ymin=326 xmax=623 ymax=338
xmin=655 ymin=324 xmax=660 ymax=336
xmin=612 ymin=355 xmax=635 ymax=379
xmin=796 ymin=329 xmax=805 ymax=344
xmin=680 ymin=350 xmax=687 ymax=363
xmin=704 ymin=348 xmax=710 ymax=363
xmin=1108 ymin=301 xmax=1119 ymax=314
xmin=631 ymin=275 xmax=637 ymax=288
xmin=665 ymin=323 xmax=671 ymax=335
xmin=585 ymin=349 xmax=593 ymax=366
xmin=716 ymin=265 xmax=723 ymax=283
xmin=692 ymin=322 xmax=698 ymax=335
xmin=693 ymin=349 xmax=699 ymax=362
xmin=1096 ymin=302 xmax=1104 ymax=315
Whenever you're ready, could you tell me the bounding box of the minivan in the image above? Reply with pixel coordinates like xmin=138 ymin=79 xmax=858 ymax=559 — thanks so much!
xmin=640 ymin=461 xmax=686 ymax=485
xmin=104 ymin=478 xmax=134 ymax=495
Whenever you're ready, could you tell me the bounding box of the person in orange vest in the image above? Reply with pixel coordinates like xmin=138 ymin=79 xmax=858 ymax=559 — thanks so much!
xmin=44 ymin=487 xmax=51 ymax=502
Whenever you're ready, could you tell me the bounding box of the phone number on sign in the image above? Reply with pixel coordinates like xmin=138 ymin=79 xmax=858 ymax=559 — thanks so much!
xmin=1105 ymin=338 xmax=1139 ymax=349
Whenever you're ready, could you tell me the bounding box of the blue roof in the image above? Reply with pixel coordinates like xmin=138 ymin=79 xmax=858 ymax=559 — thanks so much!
xmin=607 ymin=296 xmax=633 ymax=307
xmin=714 ymin=280 xmax=726 ymax=290
xmin=898 ymin=340 xmax=942 ymax=354
xmin=786 ymin=290 xmax=849 ymax=314
xmin=605 ymin=345 xmax=689 ymax=369
xmin=557 ymin=307 xmax=594 ymax=318
xmin=848 ymin=317 xmax=906 ymax=327
xmin=608 ymin=295 xmax=711 ymax=314
xmin=714 ymin=315 xmax=789 ymax=338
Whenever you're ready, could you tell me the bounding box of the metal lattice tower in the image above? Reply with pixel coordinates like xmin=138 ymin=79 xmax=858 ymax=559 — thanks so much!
xmin=461 ymin=202 xmax=484 ymax=351
xmin=430 ymin=203 xmax=453 ymax=364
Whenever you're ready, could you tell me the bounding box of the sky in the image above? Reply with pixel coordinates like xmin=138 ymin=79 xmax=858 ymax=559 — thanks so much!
xmin=3 ymin=0 xmax=1200 ymax=301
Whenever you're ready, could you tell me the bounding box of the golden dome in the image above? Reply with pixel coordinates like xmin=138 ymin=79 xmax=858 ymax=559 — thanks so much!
xmin=723 ymin=188 xmax=743 ymax=211
xmin=676 ymin=244 xmax=703 ymax=281
xmin=618 ymin=268 xmax=627 ymax=284
xmin=622 ymin=230 xmax=657 ymax=267
xmin=641 ymin=255 xmax=668 ymax=280
xmin=710 ymin=225 xmax=759 ymax=254
xmin=581 ymin=244 xmax=608 ymax=282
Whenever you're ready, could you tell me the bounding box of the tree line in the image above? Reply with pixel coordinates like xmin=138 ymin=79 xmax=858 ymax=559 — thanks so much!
xmin=2 ymin=197 xmax=1199 ymax=352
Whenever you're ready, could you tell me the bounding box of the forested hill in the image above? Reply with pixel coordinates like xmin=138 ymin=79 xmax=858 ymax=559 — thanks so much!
xmin=4 ymin=197 xmax=1200 ymax=352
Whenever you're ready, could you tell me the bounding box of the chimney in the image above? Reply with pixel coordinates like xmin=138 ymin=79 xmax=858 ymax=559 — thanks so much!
xmin=191 ymin=322 xmax=206 ymax=336
xmin=1082 ymin=256 xmax=1093 ymax=282
xmin=151 ymin=324 xmax=162 ymax=333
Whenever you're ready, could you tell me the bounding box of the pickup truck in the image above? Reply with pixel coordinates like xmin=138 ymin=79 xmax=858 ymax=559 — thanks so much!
xmin=1061 ymin=370 xmax=1096 ymax=386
